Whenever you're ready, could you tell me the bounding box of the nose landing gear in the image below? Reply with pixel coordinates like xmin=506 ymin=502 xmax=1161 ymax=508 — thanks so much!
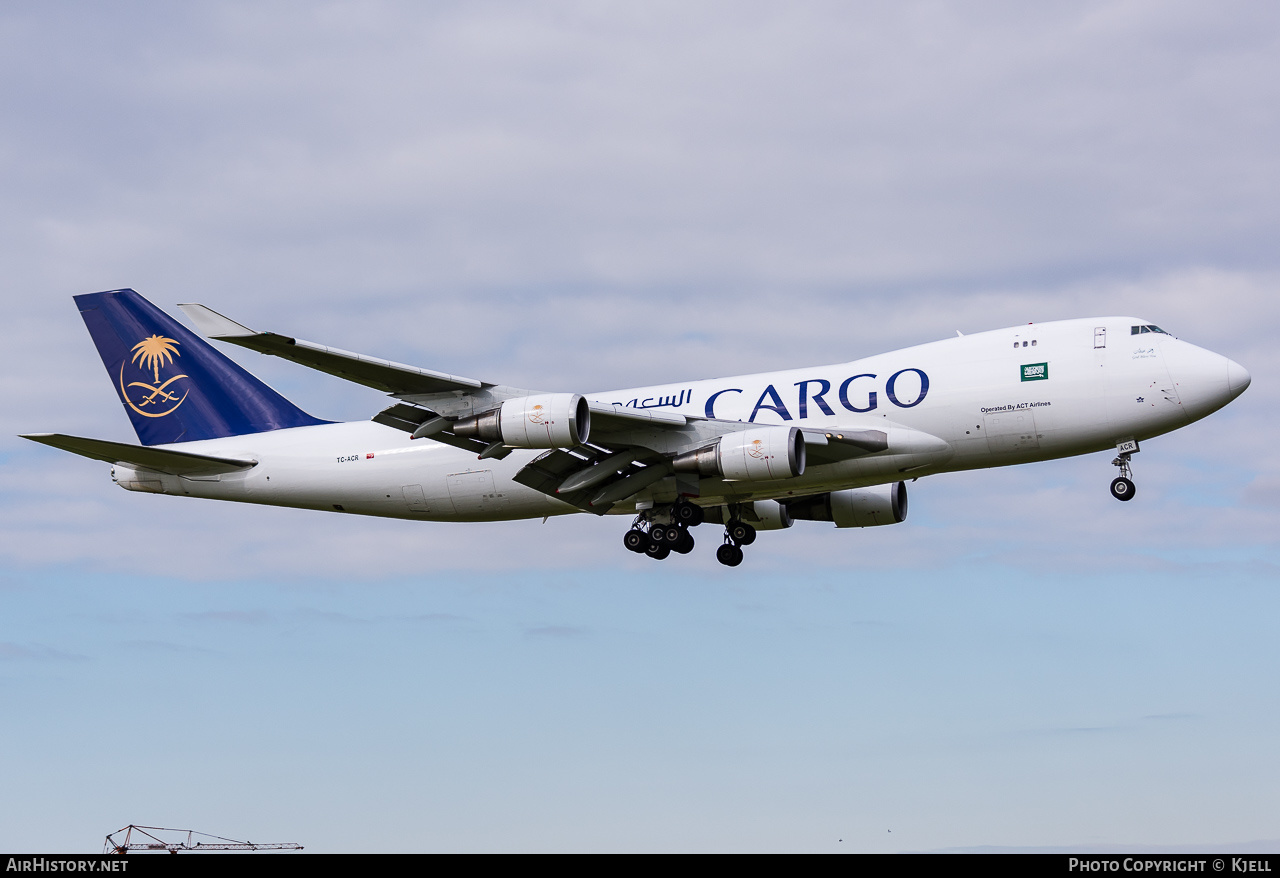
xmin=1110 ymin=453 xmax=1136 ymax=501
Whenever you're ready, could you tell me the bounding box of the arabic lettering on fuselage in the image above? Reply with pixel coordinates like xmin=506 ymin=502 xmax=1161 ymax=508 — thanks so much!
xmin=611 ymin=368 xmax=930 ymax=421
xmin=618 ymin=388 xmax=693 ymax=410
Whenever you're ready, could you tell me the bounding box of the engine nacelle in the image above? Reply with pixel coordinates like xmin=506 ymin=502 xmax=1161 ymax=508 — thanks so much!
xmin=453 ymin=393 xmax=591 ymax=448
xmin=701 ymin=499 xmax=794 ymax=530
xmin=749 ymin=498 xmax=793 ymax=530
xmin=673 ymin=426 xmax=805 ymax=482
xmin=787 ymin=482 xmax=908 ymax=528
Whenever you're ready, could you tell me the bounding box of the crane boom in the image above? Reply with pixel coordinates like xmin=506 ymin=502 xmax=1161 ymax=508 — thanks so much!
xmin=104 ymin=825 xmax=303 ymax=854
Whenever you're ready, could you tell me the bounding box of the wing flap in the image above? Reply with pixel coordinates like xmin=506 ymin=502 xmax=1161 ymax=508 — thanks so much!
xmin=21 ymin=433 xmax=257 ymax=476
xmin=511 ymin=450 xmax=611 ymax=513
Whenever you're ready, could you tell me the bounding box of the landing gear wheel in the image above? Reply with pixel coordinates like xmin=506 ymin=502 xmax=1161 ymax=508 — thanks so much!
xmin=716 ymin=543 xmax=744 ymax=567
xmin=623 ymin=529 xmax=650 ymax=553
xmin=659 ymin=525 xmax=682 ymax=544
xmin=1110 ymin=452 xmax=1136 ymax=502
xmin=1110 ymin=477 xmax=1135 ymax=501
xmin=645 ymin=541 xmax=671 ymax=560
xmin=672 ymin=529 xmax=695 ymax=554
xmin=727 ymin=520 xmax=756 ymax=545
xmin=673 ymin=502 xmax=704 ymax=527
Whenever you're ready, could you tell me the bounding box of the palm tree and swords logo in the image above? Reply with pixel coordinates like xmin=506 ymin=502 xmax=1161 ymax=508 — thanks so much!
xmin=118 ymin=334 xmax=190 ymax=418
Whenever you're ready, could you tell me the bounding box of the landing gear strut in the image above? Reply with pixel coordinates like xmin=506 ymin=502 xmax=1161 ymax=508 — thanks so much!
xmin=1110 ymin=453 xmax=1136 ymax=502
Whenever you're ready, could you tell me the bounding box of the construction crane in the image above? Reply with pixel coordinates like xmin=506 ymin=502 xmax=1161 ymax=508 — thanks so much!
xmin=104 ymin=825 xmax=303 ymax=854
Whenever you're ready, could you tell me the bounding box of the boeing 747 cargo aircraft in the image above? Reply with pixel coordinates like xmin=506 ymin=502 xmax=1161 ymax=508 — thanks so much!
xmin=23 ymin=290 xmax=1251 ymax=566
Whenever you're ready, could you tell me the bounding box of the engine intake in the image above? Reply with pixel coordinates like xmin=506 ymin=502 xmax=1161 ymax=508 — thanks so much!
xmin=673 ymin=426 xmax=806 ymax=481
xmin=453 ymin=393 xmax=591 ymax=449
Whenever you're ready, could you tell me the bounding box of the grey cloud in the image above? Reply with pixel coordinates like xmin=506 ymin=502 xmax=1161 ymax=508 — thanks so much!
xmin=120 ymin=639 xmax=219 ymax=656
xmin=180 ymin=609 xmax=273 ymax=624
xmin=524 ymin=625 xmax=589 ymax=639
xmin=6 ymin=4 xmax=1280 ymax=299
xmin=0 ymin=642 xmax=88 ymax=662
xmin=410 ymin=613 xmax=472 ymax=623
xmin=1022 ymin=711 xmax=1202 ymax=738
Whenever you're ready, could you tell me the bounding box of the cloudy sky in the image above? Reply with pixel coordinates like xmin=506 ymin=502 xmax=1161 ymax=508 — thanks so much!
xmin=2 ymin=1 xmax=1278 ymax=852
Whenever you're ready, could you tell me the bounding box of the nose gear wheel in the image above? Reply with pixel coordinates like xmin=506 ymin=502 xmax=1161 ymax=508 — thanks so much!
xmin=1110 ymin=453 xmax=1136 ymax=502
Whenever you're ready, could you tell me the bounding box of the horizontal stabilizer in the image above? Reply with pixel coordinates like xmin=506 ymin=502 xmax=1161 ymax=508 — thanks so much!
xmin=179 ymin=303 xmax=486 ymax=396
xmin=21 ymin=433 xmax=256 ymax=476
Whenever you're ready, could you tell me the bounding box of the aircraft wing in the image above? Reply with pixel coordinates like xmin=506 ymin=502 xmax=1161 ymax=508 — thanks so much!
xmin=21 ymin=433 xmax=257 ymax=476
xmin=178 ymin=303 xmax=487 ymax=396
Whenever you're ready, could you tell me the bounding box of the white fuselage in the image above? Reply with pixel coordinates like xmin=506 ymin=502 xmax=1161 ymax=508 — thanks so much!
xmin=114 ymin=317 xmax=1249 ymax=521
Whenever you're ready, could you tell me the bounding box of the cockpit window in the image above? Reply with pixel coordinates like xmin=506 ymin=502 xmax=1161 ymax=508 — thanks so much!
xmin=1130 ymin=325 xmax=1169 ymax=335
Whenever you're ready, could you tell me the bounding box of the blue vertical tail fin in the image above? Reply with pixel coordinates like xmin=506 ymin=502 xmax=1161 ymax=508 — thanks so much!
xmin=76 ymin=288 xmax=329 ymax=445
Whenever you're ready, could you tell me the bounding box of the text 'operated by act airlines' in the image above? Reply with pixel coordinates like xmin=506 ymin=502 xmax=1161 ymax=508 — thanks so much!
xmin=24 ymin=290 xmax=1250 ymax=566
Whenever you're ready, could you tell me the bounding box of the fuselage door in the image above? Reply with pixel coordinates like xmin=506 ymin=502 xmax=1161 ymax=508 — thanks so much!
xmin=1094 ymin=326 xmax=1107 ymax=349
xmin=402 ymin=484 xmax=431 ymax=513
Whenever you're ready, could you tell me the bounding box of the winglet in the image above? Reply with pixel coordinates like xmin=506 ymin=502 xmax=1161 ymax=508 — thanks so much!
xmin=178 ymin=303 xmax=257 ymax=338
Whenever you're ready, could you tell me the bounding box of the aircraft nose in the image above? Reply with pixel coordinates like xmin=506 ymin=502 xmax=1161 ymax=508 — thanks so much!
xmin=1227 ymin=358 xmax=1251 ymax=396
xmin=1161 ymin=341 xmax=1248 ymax=422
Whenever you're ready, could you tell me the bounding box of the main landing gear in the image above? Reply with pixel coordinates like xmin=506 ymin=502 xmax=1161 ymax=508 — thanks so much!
xmin=1110 ymin=452 xmax=1136 ymax=502
xmin=623 ymin=500 xmax=703 ymax=561
xmin=715 ymin=517 xmax=757 ymax=567
xmin=623 ymin=501 xmax=760 ymax=567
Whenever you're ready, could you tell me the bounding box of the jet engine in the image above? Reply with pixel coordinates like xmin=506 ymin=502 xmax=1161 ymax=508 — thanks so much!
xmin=452 ymin=393 xmax=591 ymax=448
xmin=672 ymin=426 xmax=806 ymax=481
xmin=701 ymin=499 xmax=794 ymax=530
xmin=787 ymin=482 xmax=907 ymax=527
